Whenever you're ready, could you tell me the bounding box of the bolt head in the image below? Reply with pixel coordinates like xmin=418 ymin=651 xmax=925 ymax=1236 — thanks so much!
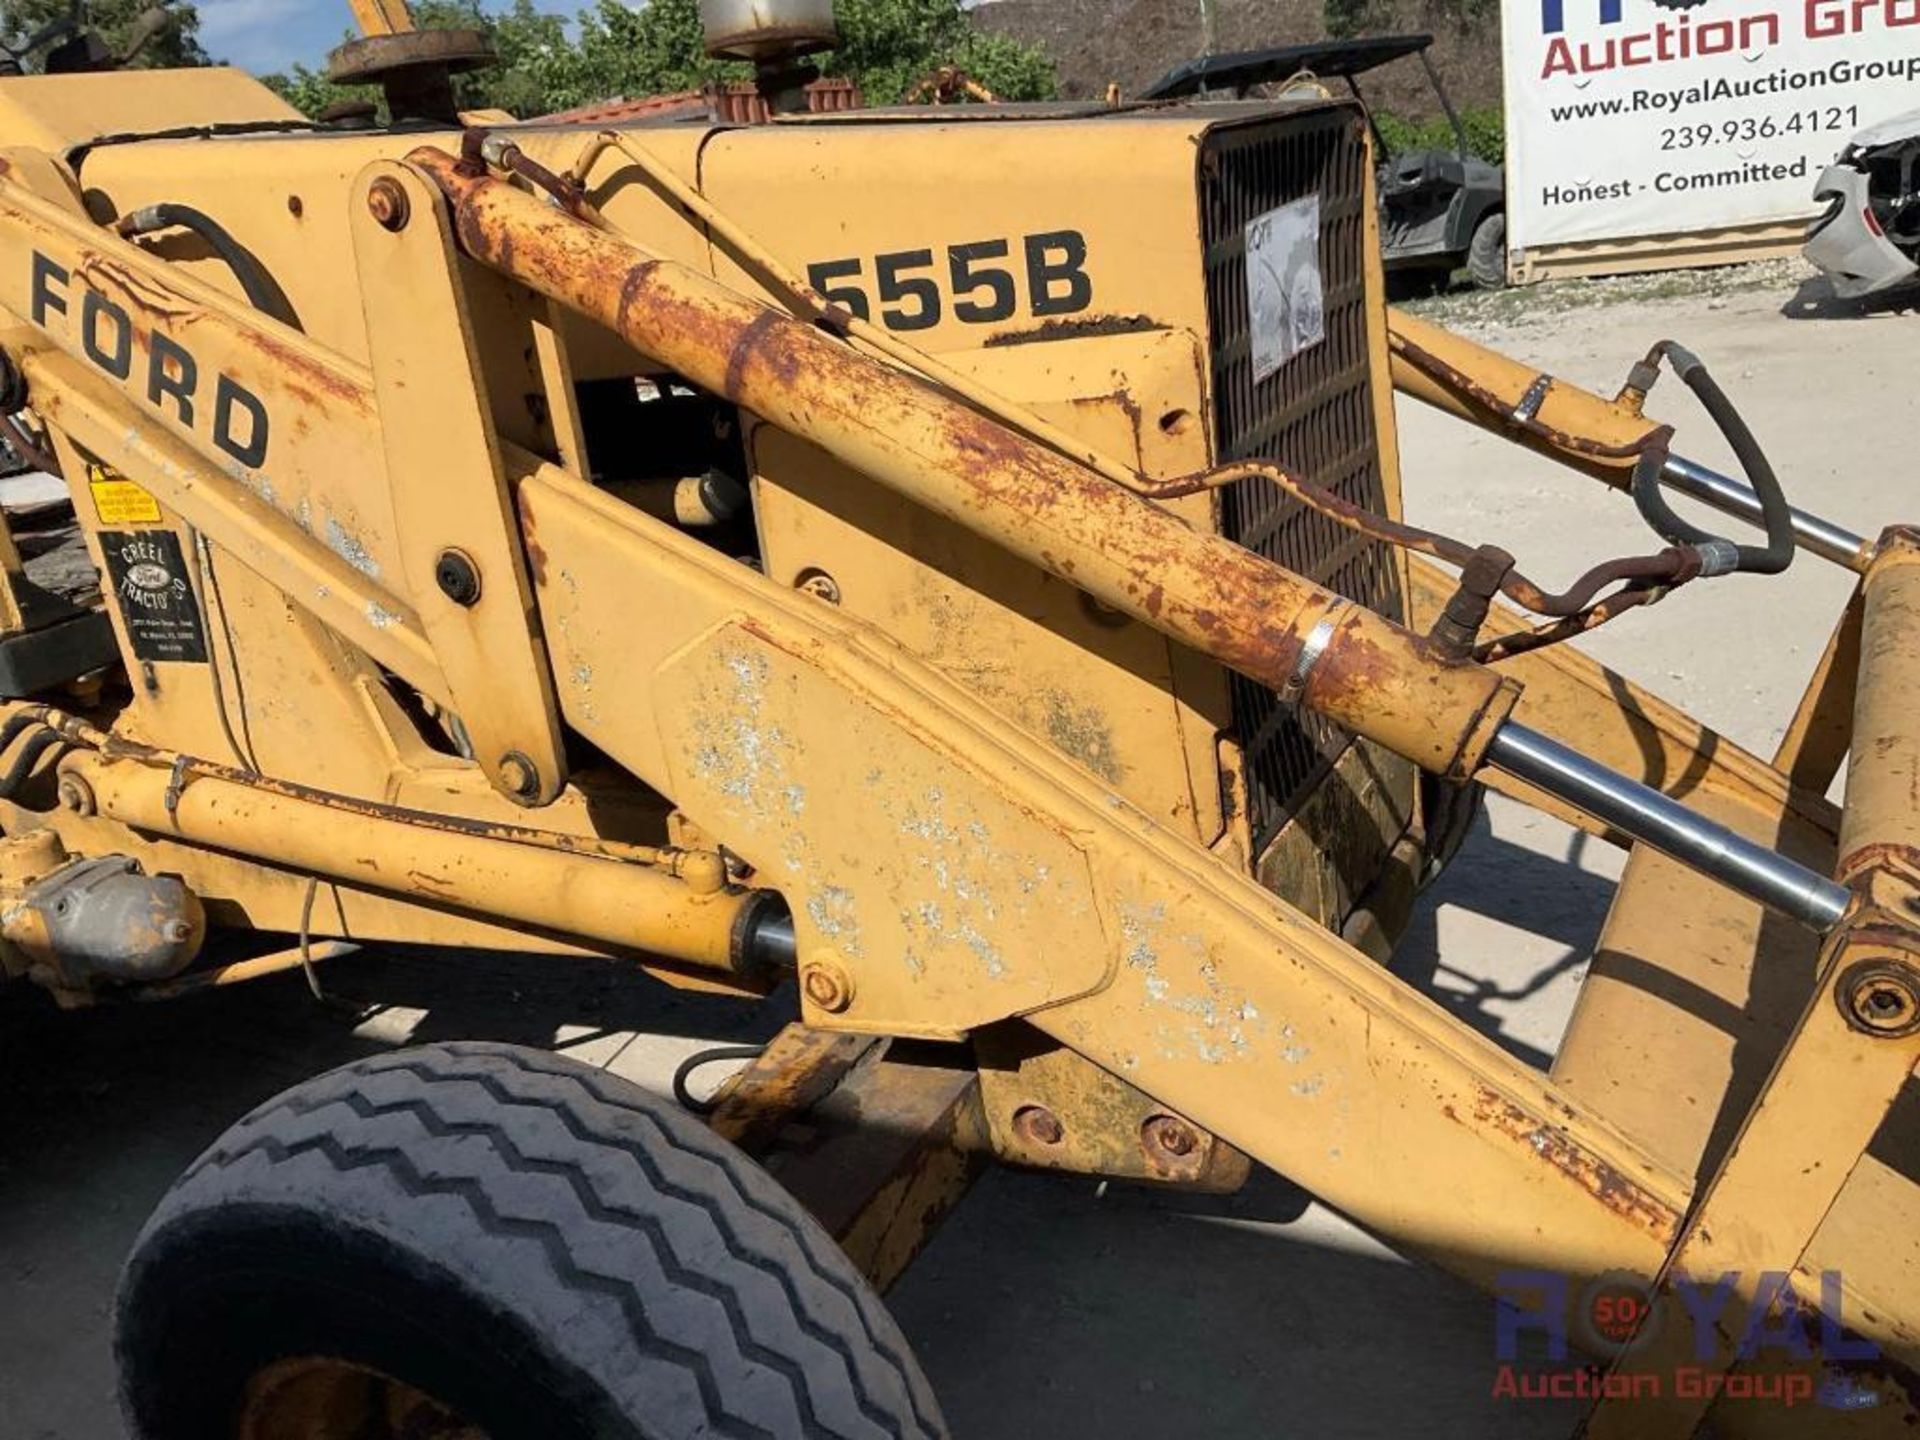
xmin=55 ymin=772 xmax=94 ymax=816
xmin=496 ymin=751 xmax=541 ymax=802
xmin=1153 ymin=1119 xmax=1198 ymax=1157
xmin=1839 ymin=959 xmax=1920 ymax=1037
xmin=1858 ymin=983 xmax=1916 ymax=1026
xmin=435 ymin=548 xmax=482 ymax=607
xmin=368 ymin=177 xmax=411 ymax=232
xmin=1012 ymin=1104 xmax=1065 ymax=1148
xmin=1139 ymin=1112 xmax=1208 ymax=1179
xmin=795 ymin=570 xmax=841 ymax=605
xmin=802 ymin=960 xmax=853 ymax=1013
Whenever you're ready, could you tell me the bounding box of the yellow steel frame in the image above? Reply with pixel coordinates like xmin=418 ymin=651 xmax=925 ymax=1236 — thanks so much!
xmin=0 ymin=46 xmax=1910 ymax=1435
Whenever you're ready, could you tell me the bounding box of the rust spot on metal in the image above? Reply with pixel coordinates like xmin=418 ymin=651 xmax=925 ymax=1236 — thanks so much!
xmin=708 ymin=1025 xmax=879 ymax=1152
xmin=613 ymin=260 xmax=663 ymax=338
xmin=75 ymin=254 xmax=195 ymax=325
xmin=1011 ymin=1104 xmax=1065 ymax=1147
xmin=1302 ymin=620 xmax=1394 ymax=716
xmin=520 ymin=508 xmax=548 ymax=587
xmin=1837 ymin=842 xmax=1920 ymax=889
xmin=238 ymin=329 xmax=369 ymax=413
xmin=723 ymin=310 xmax=790 ymax=400
xmin=1139 ymin=1112 xmax=1206 ymax=1181
xmin=1390 ymin=329 xmax=1670 ymax=463
xmin=983 ymin=313 xmax=1162 ymax=348
xmin=1463 ymin=1088 xmax=1680 ymax=1238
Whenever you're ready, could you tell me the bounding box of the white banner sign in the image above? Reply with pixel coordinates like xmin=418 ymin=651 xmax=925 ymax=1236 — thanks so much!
xmin=1503 ymin=0 xmax=1920 ymax=249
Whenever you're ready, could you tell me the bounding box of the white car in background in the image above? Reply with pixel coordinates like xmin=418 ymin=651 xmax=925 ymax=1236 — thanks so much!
xmin=1806 ymin=109 xmax=1920 ymax=298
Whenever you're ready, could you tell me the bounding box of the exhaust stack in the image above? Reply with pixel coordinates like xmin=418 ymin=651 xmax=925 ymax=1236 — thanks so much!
xmin=698 ymin=0 xmax=838 ymax=62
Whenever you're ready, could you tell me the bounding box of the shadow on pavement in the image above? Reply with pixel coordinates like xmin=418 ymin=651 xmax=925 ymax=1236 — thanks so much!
xmin=0 ymin=953 xmax=784 ymax=1439
xmin=1781 ymin=272 xmax=1920 ymax=321
xmin=1393 ymin=807 xmax=1617 ymax=1071
xmin=0 ymin=842 xmax=1602 ymax=1440
xmin=892 ymin=1161 xmax=1580 ymax=1439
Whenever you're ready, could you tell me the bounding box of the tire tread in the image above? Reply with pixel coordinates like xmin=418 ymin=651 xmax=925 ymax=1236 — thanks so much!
xmin=126 ymin=1042 xmax=945 ymax=1440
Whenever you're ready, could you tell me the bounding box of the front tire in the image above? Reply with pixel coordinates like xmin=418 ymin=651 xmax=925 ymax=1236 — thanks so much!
xmin=1467 ymin=211 xmax=1509 ymax=290
xmin=116 ymin=1041 xmax=946 ymax=1440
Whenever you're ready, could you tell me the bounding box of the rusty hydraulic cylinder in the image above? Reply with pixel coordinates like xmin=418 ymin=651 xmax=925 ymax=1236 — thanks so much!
xmin=67 ymin=753 xmax=783 ymax=976
xmin=1386 ymin=306 xmax=1663 ymax=485
xmin=408 ymin=147 xmax=1516 ymax=779
xmin=1388 ymin=308 xmax=1874 ymax=574
xmin=1838 ymin=529 xmax=1920 ymax=886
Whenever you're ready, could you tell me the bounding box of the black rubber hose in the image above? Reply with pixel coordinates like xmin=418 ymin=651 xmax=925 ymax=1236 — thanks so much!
xmin=114 ymin=204 xmax=299 ymax=329
xmin=670 ymin=1044 xmax=769 ymax=1117
xmin=0 ymin=705 xmax=49 ymax=756
xmin=1631 ymin=344 xmax=1795 ymax=576
xmin=0 ymin=727 xmax=63 ymax=797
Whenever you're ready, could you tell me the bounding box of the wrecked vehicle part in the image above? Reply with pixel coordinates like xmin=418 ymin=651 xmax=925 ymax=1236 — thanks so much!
xmin=1807 ymin=111 xmax=1920 ymax=297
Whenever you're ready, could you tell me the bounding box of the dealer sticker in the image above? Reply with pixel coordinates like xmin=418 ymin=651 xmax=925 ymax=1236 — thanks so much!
xmin=100 ymin=529 xmax=207 ymax=664
xmin=87 ymin=461 xmax=163 ymax=526
xmin=1245 ymin=196 xmax=1326 ymax=383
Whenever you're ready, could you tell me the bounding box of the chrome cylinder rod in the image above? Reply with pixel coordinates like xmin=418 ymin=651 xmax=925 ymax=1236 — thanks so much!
xmin=1486 ymin=722 xmax=1851 ymax=934
xmin=1661 ymin=455 xmax=1872 ymax=572
xmin=748 ymin=909 xmax=798 ymax=970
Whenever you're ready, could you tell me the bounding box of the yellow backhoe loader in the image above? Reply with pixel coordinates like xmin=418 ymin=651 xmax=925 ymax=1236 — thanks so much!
xmin=0 ymin=2 xmax=1910 ymax=1435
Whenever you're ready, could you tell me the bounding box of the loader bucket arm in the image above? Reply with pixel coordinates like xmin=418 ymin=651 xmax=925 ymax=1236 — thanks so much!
xmin=373 ymin=143 xmax=1920 ymax=1408
xmin=1386 ymin=305 xmax=1877 ymax=573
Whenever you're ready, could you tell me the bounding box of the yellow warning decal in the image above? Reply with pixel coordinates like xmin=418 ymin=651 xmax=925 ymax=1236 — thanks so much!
xmin=87 ymin=463 xmax=163 ymax=526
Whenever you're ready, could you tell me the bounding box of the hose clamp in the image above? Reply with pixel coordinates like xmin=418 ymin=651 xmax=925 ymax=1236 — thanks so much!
xmin=163 ymin=754 xmax=191 ymax=816
xmin=1511 ymin=374 xmax=1553 ymax=425
xmin=1279 ymin=614 xmax=1339 ymax=708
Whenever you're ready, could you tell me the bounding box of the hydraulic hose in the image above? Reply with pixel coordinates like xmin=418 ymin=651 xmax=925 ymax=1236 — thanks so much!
xmin=0 ymin=725 xmax=64 ymax=797
xmin=113 ymin=204 xmax=299 ymax=329
xmin=0 ymin=704 xmax=48 ymax=755
xmin=1630 ymin=343 xmax=1795 ymax=576
xmin=671 ymin=1044 xmax=770 ymax=1116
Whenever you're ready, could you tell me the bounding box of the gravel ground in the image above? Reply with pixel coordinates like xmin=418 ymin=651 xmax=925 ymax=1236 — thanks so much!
xmin=0 ymin=260 xmax=1910 ymax=1439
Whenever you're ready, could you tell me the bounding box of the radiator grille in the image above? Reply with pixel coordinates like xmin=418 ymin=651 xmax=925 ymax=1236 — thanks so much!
xmin=1199 ymin=107 xmax=1404 ymax=852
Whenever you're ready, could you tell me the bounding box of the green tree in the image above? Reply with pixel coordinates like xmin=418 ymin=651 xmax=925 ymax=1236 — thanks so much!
xmin=828 ymin=0 xmax=1056 ymax=104
xmin=0 ymin=0 xmax=207 ymax=69
xmin=266 ymin=0 xmax=1056 ymax=120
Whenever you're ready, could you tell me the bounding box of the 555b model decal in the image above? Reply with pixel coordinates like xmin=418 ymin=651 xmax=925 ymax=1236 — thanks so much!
xmin=807 ymin=230 xmax=1093 ymax=333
